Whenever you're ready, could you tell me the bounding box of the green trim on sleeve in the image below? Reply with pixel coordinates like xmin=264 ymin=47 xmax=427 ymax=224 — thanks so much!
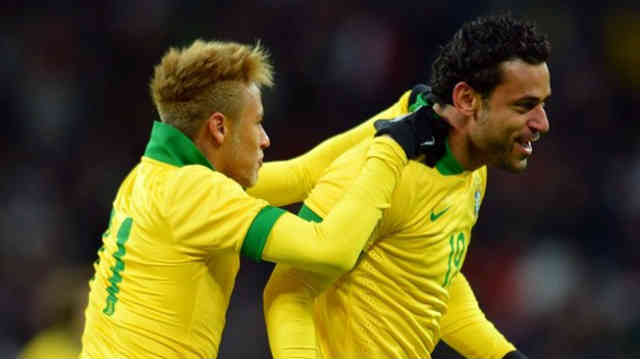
xmin=241 ymin=205 xmax=286 ymax=262
xmin=298 ymin=204 xmax=324 ymax=223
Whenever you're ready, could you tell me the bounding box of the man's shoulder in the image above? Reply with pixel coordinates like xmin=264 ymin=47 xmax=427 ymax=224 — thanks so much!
xmin=402 ymin=159 xmax=441 ymax=181
xmin=158 ymin=163 xmax=245 ymax=202
xmin=473 ymin=165 xmax=488 ymax=182
xmin=137 ymin=158 xmax=235 ymax=191
xmin=172 ymin=164 xmax=232 ymax=184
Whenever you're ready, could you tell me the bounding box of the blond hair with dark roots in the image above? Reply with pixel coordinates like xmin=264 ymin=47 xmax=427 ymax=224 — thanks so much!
xmin=150 ymin=39 xmax=273 ymax=139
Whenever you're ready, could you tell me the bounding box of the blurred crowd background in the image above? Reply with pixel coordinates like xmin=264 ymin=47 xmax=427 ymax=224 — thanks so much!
xmin=1 ymin=1 xmax=639 ymax=358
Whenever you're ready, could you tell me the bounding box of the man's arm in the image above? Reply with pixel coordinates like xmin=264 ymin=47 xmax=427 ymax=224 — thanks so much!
xmin=243 ymin=101 xmax=440 ymax=274
xmin=440 ymin=273 xmax=517 ymax=359
xmin=263 ymin=264 xmax=335 ymax=358
xmin=169 ymin=102 xmax=435 ymax=276
xmin=247 ymin=90 xmax=413 ymax=206
xmin=244 ymin=136 xmax=404 ymax=275
xmin=166 ymin=135 xmax=404 ymax=275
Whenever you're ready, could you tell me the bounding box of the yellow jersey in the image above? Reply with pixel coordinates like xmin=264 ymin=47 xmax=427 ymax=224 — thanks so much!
xmin=81 ymin=115 xmax=407 ymax=358
xmin=308 ymin=139 xmax=487 ymax=357
xmin=264 ymin=89 xmax=515 ymax=358
xmin=81 ymin=122 xmax=278 ymax=358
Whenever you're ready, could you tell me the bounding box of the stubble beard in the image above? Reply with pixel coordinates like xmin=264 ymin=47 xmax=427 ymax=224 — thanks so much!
xmin=477 ymin=108 xmax=528 ymax=174
xmin=495 ymin=140 xmax=528 ymax=173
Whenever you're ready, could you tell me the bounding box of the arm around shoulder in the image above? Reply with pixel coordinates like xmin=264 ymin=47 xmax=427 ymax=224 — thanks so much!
xmin=247 ymin=90 xmax=412 ymax=206
xmin=246 ymin=136 xmax=407 ymax=275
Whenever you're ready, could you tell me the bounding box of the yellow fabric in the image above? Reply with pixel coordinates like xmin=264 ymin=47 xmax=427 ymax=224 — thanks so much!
xmin=81 ymin=124 xmax=406 ymax=358
xmin=264 ymin=89 xmax=507 ymax=358
xmin=262 ymin=136 xmax=406 ymax=276
xmin=81 ymin=160 xmax=269 ymax=358
xmin=263 ymin=264 xmax=332 ymax=359
xmin=440 ymin=274 xmax=516 ymax=358
xmin=20 ymin=326 xmax=80 ymax=358
xmin=248 ymin=110 xmax=378 ymax=206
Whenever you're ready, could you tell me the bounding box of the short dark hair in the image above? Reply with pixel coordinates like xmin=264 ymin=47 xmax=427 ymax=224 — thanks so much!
xmin=430 ymin=14 xmax=551 ymax=104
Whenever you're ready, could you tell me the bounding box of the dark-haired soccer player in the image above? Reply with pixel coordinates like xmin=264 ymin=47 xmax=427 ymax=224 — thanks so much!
xmin=264 ymin=14 xmax=551 ymax=359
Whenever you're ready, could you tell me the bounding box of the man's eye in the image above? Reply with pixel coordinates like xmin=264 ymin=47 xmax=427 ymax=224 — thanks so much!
xmin=517 ymin=103 xmax=537 ymax=111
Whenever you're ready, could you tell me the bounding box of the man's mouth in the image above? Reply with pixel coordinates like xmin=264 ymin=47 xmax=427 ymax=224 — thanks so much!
xmin=515 ymin=133 xmax=540 ymax=156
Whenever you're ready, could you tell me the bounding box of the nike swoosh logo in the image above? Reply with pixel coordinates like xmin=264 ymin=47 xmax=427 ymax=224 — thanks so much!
xmin=430 ymin=208 xmax=449 ymax=221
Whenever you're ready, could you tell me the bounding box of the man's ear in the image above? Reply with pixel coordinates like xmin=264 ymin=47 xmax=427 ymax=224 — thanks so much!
xmin=452 ymin=82 xmax=481 ymax=117
xmin=206 ymin=112 xmax=227 ymax=146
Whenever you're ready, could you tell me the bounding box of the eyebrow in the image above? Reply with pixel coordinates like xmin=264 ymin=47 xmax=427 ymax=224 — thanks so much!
xmin=513 ymin=94 xmax=551 ymax=105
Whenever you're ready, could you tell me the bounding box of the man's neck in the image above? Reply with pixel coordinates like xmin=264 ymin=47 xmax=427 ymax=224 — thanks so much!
xmin=447 ymin=131 xmax=484 ymax=172
xmin=433 ymin=103 xmax=484 ymax=172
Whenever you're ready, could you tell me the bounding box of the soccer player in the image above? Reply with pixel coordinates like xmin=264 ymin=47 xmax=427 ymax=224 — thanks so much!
xmin=80 ymin=39 xmax=437 ymax=358
xmin=263 ymin=14 xmax=551 ymax=359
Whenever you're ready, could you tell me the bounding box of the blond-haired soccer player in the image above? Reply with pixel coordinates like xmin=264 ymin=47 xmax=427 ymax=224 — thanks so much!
xmin=80 ymin=39 xmax=437 ymax=358
xmin=264 ymin=14 xmax=551 ymax=359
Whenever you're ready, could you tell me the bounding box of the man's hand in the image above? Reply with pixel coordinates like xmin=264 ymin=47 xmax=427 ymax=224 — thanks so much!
xmin=374 ymin=84 xmax=447 ymax=163
xmin=373 ymin=105 xmax=436 ymax=159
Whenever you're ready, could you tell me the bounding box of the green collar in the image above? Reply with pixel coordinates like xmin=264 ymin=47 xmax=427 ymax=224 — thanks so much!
xmin=407 ymin=91 xmax=464 ymax=176
xmin=143 ymin=121 xmax=214 ymax=170
xmin=435 ymin=138 xmax=464 ymax=175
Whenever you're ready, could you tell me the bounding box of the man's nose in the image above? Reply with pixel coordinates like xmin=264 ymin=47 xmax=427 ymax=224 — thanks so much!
xmin=529 ymin=104 xmax=550 ymax=134
xmin=261 ymin=127 xmax=270 ymax=148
